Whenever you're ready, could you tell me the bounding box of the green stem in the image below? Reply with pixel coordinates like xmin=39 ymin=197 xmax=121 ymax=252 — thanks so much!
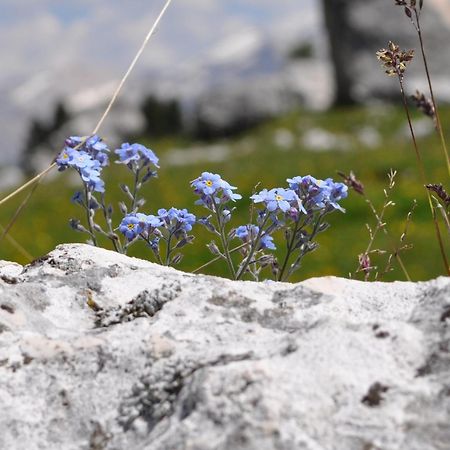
xmin=212 ymin=198 xmax=236 ymax=279
xmin=284 ymin=212 xmax=325 ymax=281
xmin=362 ymin=195 xmax=411 ymax=281
xmin=277 ymin=217 xmax=302 ymax=282
xmin=236 ymin=214 xmax=270 ymax=280
xmin=357 ymin=196 xmax=391 ymax=276
xmin=100 ymin=195 xmax=123 ymax=253
xmin=130 ymin=166 xmax=141 ymax=213
xmin=398 ymin=78 xmax=428 ymax=182
xmin=84 ymin=186 xmax=98 ymax=246
xmin=398 ymin=76 xmax=450 ymax=275
xmin=141 ymin=234 xmax=164 ymax=265
xmin=192 ymin=242 xmax=248 ymax=274
xmin=415 ymin=12 xmax=450 ymax=179
xmin=165 ymin=231 xmax=173 ymax=266
xmin=0 ymin=179 xmax=40 ymax=247
xmin=432 ymin=207 xmax=449 ymax=272
xmin=438 ymin=206 xmax=450 ymax=236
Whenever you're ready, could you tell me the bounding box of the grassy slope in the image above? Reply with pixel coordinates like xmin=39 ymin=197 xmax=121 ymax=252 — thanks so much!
xmin=1 ymin=105 xmax=449 ymax=282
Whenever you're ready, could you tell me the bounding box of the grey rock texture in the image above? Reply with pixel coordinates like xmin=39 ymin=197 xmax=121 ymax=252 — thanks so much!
xmin=0 ymin=243 xmax=449 ymax=450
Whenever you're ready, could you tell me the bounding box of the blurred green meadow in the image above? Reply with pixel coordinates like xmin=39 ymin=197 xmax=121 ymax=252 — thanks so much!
xmin=1 ymin=104 xmax=449 ymax=282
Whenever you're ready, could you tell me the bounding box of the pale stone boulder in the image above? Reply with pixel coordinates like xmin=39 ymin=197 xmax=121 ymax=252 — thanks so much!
xmin=0 ymin=244 xmax=449 ymax=450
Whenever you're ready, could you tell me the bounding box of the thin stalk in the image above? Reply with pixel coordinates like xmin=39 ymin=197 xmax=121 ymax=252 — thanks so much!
xmin=0 ymin=142 xmax=84 ymax=249
xmin=0 ymin=163 xmax=55 ymax=208
xmin=432 ymin=206 xmax=449 ymax=270
xmin=356 ymin=176 xmax=395 ymax=275
xmin=284 ymin=211 xmax=326 ymax=281
xmin=141 ymin=234 xmax=164 ymax=265
xmin=438 ymin=205 xmax=450 ymax=236
xmin=398 ymin=77 xmax=450 ymax=275
xmin=130 ymin=167 xmax=141 ymax=213
xmin=100 ymin=196 xmax=123 ymax=253
xmin=236 ymin=214 xmax=270 ymax=280
xmin=84 ymin=187 xmax=98 ymax=246
xmin=0 ymin=0 xmax=174 ymax=251
xmin=247 ymin=268 xmax=259 ymax=282
xmin=379 ymin=201 xmax=415 ymax=281
xmin=395 ymin=254 xmax=411 ymax=281
xmin=399 ymin=78 xmax=428 ymax=182
xmin=212 ymin=198 xmax=236 ymax=278
xmin=0 ymin=224 xmax=33 ymax=261
xmin=0 ymin=0 xmax=173 ymax=206
xmin=0 ymin=179 xmax=40 ymax=246
xmin=363 ymin=195 xmax=411 ymax=281
xmin=92 ymin=0 xmax=173 ymax=135
xmin=415 ymin=11 xmax=450 ymax=178
xmin=192 ymin=242 xmax=248 ymax=274
xmin=165 ymin=231 xmax=173 ymax=266
xmin=277 ymin=217 xmax=302 ymax=281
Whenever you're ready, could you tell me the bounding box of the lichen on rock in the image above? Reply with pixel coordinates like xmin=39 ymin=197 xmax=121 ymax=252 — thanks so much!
xmin=0 ymin=243 xmax=449 ymax=450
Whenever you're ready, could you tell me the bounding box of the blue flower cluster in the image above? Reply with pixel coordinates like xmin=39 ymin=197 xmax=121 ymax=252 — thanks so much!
xmin=115 ymin=143 xmax=159 ymax=168
xmin=59 ymin=132 xmax=348 ymax=279
xmin=188 ymin=172 xmax=348 ymax=281
xmin=251 ymin=176 xmax=348 ymax=218
xmin=118 ymin=213 xmax=162 ymax=240
xmin=118 ymin=207 xmax=196 ymax=266
xmin=191 ymin=172 xmax=242 ymax=208
xmin=158 ymin=208 xmax=196 ymax=234
xmin=56 ymin=135 xmax=110 ymax=192
xmin=251 ymin=188 xmax=304 ymax=214
xmin=57 ymin=135 xmax=164 ymax=253
xmin=119 ymin=208 xmax=196 ymax=241
xmin=287 ymin=175 xmax=348 ymax=213
xmin=234 ymin=225 xmax=276 ymax=250
xmin=118 ymin=207 xmax=196 ymax=241
xmin=248 ymin=175 xmax=347 ymax=280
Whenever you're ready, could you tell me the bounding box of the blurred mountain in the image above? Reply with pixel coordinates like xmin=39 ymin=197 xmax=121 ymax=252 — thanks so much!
xmin=7 ymin=27 xmax=329 ymax=173
xmin=4 ymin=0 xmax=450 ymax=175
xmin=1 ymin=0 xmax=323 ymax=170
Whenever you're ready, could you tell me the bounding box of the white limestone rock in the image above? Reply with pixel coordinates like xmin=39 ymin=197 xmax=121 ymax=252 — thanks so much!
xmin=0 ymin=244 xmax=449 ymax=450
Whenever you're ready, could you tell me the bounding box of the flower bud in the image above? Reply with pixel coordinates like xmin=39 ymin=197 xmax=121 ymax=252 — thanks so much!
xmin=222 ymin=209 xmax=231 ymax=223
xmin=207 ymin=241 xmax=221 ymax=255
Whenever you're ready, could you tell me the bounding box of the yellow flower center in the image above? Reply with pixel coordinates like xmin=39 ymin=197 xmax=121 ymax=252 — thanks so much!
xmin=63 ymin=153 xmax=69 ymax=159
xmin=275 ymin=194 xmax=283 ymax=201
xmin=127 ymin=223 xmax=135 ymax=230
xmin=205 ymin=180 xmax=213 ymax=187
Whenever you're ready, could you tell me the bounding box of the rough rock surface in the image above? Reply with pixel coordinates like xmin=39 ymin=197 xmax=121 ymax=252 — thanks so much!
xmin=0 ymin=244 xmax=449 ymax=450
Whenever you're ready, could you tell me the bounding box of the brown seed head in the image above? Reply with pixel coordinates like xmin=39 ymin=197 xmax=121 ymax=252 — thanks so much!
xmin=411 ymin=90 xmax=435 ymax=121
xmin=394 ymin=0 xmax=421 ymax=9
xmin=358 ymin=253 xmax=372 ymax=279
xmin=426 ymin=184 xmax=450 ymax=209
xmin=338 ymin=171 xmax=365 ymax=196
xmin=376 ymin=42 xmax=414 ymax=79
